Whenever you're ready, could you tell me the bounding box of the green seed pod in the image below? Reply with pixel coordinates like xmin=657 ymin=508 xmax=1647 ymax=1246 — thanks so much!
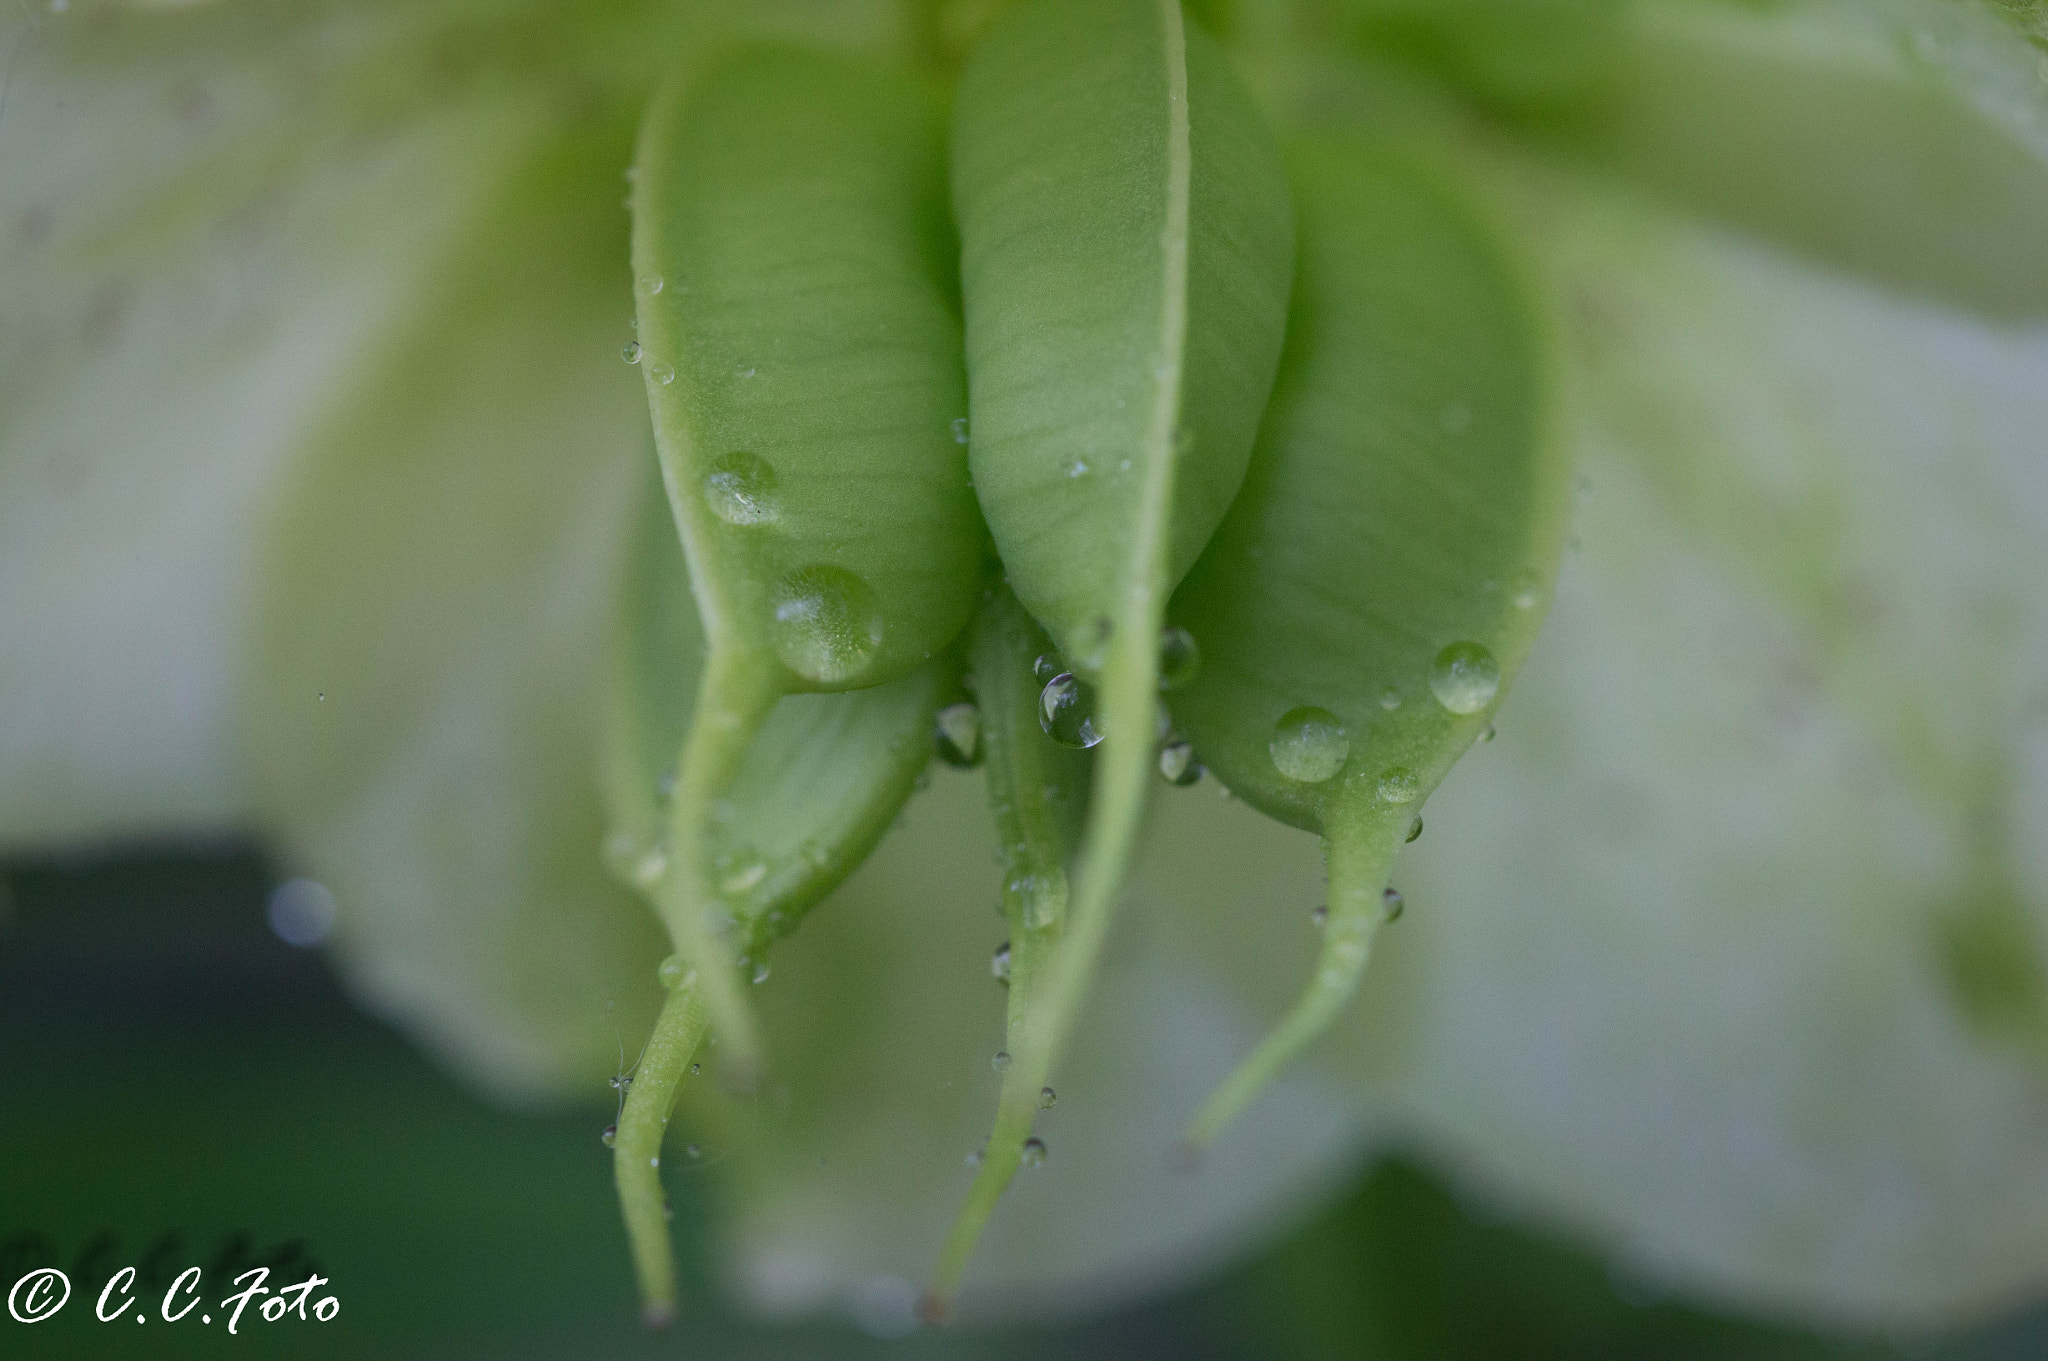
xmin=945 ymin=0 xmax=1296 ymax=1204
xmin=631 ymin=46 xmax=981 ymax=1076
xmin=1165 ymin=136 xmax=1572 ymax=1150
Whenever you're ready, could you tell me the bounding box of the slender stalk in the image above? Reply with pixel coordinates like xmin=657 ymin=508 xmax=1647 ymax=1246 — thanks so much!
xmin=1029 ymin=0 xmax=1192 ymax=1157
xmin=1182 ymin=793 xmax=1409 ymax=1151
xmin=613 ymin=981 xmax=709 ymax=1327
xmin=928 ymin=588 xmax=1082 ymax=1310
xmin=657 ymin=645 xmax=779 ymax=1086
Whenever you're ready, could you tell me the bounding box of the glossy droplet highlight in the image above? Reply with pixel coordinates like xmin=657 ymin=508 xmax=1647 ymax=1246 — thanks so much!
xmin=1382 ymin=887 xmax=1404 ymax=922
xmin=1032 ymin=653 xmax=1063 ymax=683
xmin=1378 ymin=768 xmax=1420 ymax=804
xmin=1406 ymin=816 xmax=1423 ymax=843
xmin=1020 ymin=1137 xmax=1047 ymax=1168
xmin=1158 ymin=627 xmax=1200 ymax=690
xmin=1038 ymin=1087 xmax=1056 ymax=1110
xmin=1039 ymin=673 xmax=1104 ymax=749
xmin=991 ymin=941 xmax=1012 ymax=984
xmin=651 ymin=363 xmax=675 ymax=387
xmin=622 ymin=341 xmax=642 ymax=364
xmin=1158 ymin=739 xmax=1201 ymax=787
xmin=770 ymin=566 xmax=883 ymax=685
xmin=656 ymin=953 xmax=688 ymax=989
xmin=703 ymin=452 xmax=780 ymax=526
xmin=936 ymin=702 xmax=982 ymax=768
xmin=1429 ymin=642 xmax=1500 ymax=715
xmin=992 ymin=1050 xmax=1012 ymax=1073
xmin=1269 ymin=707 xmax=1348 ymax=783
xmin=601 ymin=1125 xmax=618 ymax=1148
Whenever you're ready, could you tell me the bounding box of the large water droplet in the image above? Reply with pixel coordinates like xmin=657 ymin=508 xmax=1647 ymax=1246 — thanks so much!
xmin=936 ymin=701 xmax=982 ymax=768
xmin=1158 ymin=739 xmax=1201 ymax=786
xmin=1020 ymin=1137 xmax=1047 ymax=1167
xmin=1378 ymin=768 xmax=1420 ymax=804
xmin=1157 ymin=626 xmax=1200 ymax=690
xmin=1429 ymin=642 xmax=1500 ymax=715
xmin=1270 ymin=707 xmax=1348 ymax=783
xmin=1040 ymin=673 xmax=1104 ymax=749
xmin=770 ymin=566 xmax=883 ymax=684
xmin=704 ymin=452 xmax=780 ymax=526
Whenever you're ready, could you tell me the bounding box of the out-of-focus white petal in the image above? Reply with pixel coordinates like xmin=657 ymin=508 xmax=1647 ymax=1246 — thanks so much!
xmin=0 ymin=0 xmax=570 ymax=849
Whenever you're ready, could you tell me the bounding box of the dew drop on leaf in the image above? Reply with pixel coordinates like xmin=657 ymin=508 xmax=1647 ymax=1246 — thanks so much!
xmin=1269 ymin=707 xmax=1348 ymax=783
xmin=703 ymin=451 xmax=781 ymax=526
xmin=1158 ymin=739 xmax=1201 ymax=786
xmin=1158 ymin=626 xmax=1201 ymax=690
xmin=1020 ymin=1138 xmax=1047 ymax=1168
xmin=991 ymin=940 xmax=1012 ymax=984
xmin=601 ymin=1125 xmax=617 ymax=1148
xmin=1429 ymin=641 xmax=1500 ymax=714
xmin=1382 ymin=887 xmax=1404 ymax=922
xmin=936 ymin=701 xmax=982 ymax=768
xmin=1040 ymin=672 xmax=1104 ymax=749
xmin=622 ymin=341 xmax=642 ymax=364
xmin=1038 ymin=1087 xmax=1056 ymax=1110
xmin=770 ymin=566 xmax=883 ymax=684
xmin=992 ymin=1050 xmax=1012 ymax=1073
xmin=1378 ymin=768 xmax=1420 ymax=804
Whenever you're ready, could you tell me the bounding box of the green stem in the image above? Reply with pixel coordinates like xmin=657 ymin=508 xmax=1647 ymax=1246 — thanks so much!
xmin=657 ymin=645 xmax=780 ymax=1087
xmin=929 ymin=588 xmax=1082 ymax=1310
xmin=1182 ymin=793 xmax=1410 ymax=1151
xmin=613 ymin=981 xmax=709 ymax=1327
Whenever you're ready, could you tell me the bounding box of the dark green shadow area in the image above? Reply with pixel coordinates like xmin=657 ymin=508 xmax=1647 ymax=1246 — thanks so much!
xmin=3 ymin=845 xmax=2044 ymax=1359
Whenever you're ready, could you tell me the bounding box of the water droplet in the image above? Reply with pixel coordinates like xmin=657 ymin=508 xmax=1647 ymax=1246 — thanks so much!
xmin=601 ymin=1125 xmax=618 ymax=1148
xmin=1038 ymin=1087 xmax=1056 ymax=1109
xmin=690 ymin=1063 xmax=701 ymax=1076
xmin=1430 ymin=642 xmax=1500 ymax=714
xmin=1158 ymin=626 xmax=1200 ymax=690
xmin=702 ymin=451 xmax=780 ymax=526
xmin=266 ymin=877 xmax=337 ymax=948
xmin=751 ymin=960 xmax=770 ymax=985
xmin=687 ymin=1143 xmax=702 ymax=1159
xmin=651 ymin=363 xmax=675 ymax=386
xmin=1033 ymin=653 xmax=1063 ymax=683
xmin=1512 ymin=571 xmax=1541 ymax=610
xmin=991 ymin=941 xmax=1012 ymax=984
xmin=1158 ymin=739 xmax=1201 ymax=786
xmin=1480 ymin=723 xmax=1496 ymax=743
xmin=936 ymin=701 xmax=982 ymax=768
xmin=632 ymin=847 xmax=668 ymax=891
xmin=637 ymin=274 xmax=664 ymax=295
xmin=656 ymin=953 xmax=688 ymax=989
xmin=622 ymin=341 xmax=642 ymax=364
xmin=1067 ymin=460 xmax=1089 ymax=478
xmin=737 ymin=365 xmax=757 ymax=379
xmin=1020 ymin=1137 xmax=1047 ymax=1167
xmin=992 ymin=1050 xmax=1012 ymax=1073
xmin=717 ymin=853 xmax=767 ymax=896
xmin=1311 ymin=903 xmax=1328 ymax=928
xmin=1270 ymin=707 xmax=1348 ymax=783
xmin=1382 ymin=887 xmax=1405 ymax=922
xmin=611 ymin=1075 xmax=633 ymax=1092
xmin=965 ymin=1147 xmax=985 ymax=1168
xmin=1379 ymin=688 xmax=1401 ymax=711
xmin=1406 ymin=817 xmax=1423 ymax=843
xmin=1379 ymin=768 xmax=1420 ymax=804
xmin=950 ymin=416 xmax=969 ymax=444
xmin=770 ymin=566 xmax=883 ymax=684
xmin=1039 ymin=673 xmax=1104 ymax=749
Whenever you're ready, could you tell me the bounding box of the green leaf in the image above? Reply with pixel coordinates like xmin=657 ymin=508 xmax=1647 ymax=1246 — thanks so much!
xmin=1164 ymin=134 xmax=1569 ymax=1148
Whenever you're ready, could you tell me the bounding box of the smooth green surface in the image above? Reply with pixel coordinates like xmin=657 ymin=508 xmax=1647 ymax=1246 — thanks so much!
xmin=1165 ymin=135 xmax=1568 ymax=1144
xmin=632 ymin=46 xmax=979 ymax=693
